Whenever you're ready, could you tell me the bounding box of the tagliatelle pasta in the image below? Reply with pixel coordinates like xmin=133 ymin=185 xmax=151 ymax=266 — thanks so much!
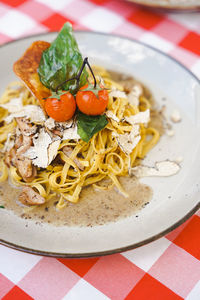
xmin=0 ymin=67 xmax=160 ymax=209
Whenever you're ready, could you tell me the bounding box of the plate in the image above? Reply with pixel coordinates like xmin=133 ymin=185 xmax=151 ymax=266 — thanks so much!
xmin=127 ymin=0 xmax=200 ymax=12
xmin=0 ymin=32 xmax=200 ymax=257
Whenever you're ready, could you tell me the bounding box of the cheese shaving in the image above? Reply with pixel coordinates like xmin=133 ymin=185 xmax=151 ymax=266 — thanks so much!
xmin=106 ymin=110 xmax=120 ymax=122
xmin=45 ymin=118 xmax=74 ymax=132
xmin=125 ymin=109 xmax=150 ymax=125
xmin=0 ymin=96 xmax=23 ymax=112
xmin=127 ymin=84 xmax=143 ymax=107
xmin=1 ymin=133 xmax=14 ymax=153
xmin=130 ymin=160 xmax=180 ymax=177
xmin=5 ymin=105 xmax=46 ymax=124
xmin=45 ymin=118 xmax=55 ymax=130
xmin=62 ymin=124 xmax=80 ymax=140
xmin=47 ymin=140 xmax=61 ymax=165
xmin=170 ymin=110 xmax=181 ymax=123
xmin=24 ymin=128 xmax=60 ymax=168
xmin=109 ymin=90 xmax=127 ymax=99
xmin=114 ymin=125 xmax=141 ymax=155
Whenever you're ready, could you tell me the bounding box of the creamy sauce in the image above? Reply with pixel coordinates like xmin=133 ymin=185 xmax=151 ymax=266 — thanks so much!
xmin=0 ymin=177 xmax=152 ymax=226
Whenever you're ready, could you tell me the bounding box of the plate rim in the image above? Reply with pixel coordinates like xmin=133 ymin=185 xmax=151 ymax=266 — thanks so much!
xmin=0 ymin=31 xmax=200 ymax=258
xmin=127 ymin=0 xmax=200 ymax=12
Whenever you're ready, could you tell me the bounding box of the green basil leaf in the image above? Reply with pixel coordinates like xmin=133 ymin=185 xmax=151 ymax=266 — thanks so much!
xmin=77 ymin=111 xmax=108 ymax=143
xmin=38 ymin=22 xmax=88 ymax=93
xmin=0 ymin=205 xmax=5 ymax=209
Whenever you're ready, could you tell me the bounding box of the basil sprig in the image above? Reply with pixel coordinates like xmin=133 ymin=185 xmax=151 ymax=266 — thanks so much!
xmin=38 ymin=22 xmax=88 ymax=94
xmin=38 ymin=22 xmax=108 ymax=142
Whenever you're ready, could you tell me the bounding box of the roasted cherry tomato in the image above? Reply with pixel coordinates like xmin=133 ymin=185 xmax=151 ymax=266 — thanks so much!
xmin=76 ymin=84 xmax=109 ymax=116
xmin=45 ymin=92 xmax=76 ymax=122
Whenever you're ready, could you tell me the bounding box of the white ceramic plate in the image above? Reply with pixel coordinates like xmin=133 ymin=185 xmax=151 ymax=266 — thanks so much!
xmin=127 ymin=0 xmax=200 ymax=12
xmin=0 ymin=32 xmax=200 ymax=257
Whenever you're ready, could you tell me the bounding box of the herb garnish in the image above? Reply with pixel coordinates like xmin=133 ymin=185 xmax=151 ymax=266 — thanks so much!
xmin=39 ymin=22 xmax=108 ymax=142
xmin=38 ymin=22 xmax=88 ymax=93
xmin=77 ymin=111 xmax=108 ymax=143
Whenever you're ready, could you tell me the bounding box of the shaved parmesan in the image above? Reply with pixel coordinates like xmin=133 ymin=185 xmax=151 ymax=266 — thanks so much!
xmin=24 ymin=128 xmax=60 ymax=168
xmin=130 ymin=160 xmax=180 ymax=177
xmin=47 ymin=140 xmax=60 ymax=165
xmin=57 ymin=119 xmax=73 ymax=130
xmin=5 ymin=105 xmax=46 ymax=124
xmin=1 ymin=133 xmax=14 ymax=153
xmin=170 ymin=110 xmax=181 ymax=123
xmin=45 ymin=118 xmax=55 ymax=130
xmin=109 ymin=90 xmax=127 ymax=99
xmin=45 ymin=118 xmax=74 ymax=132
xmin=128 ymin=84 xmax=143 ymax=107
xmin=125 ymin=109 xmax=150 ymax=125
xmin=175 ymin=156 xmax=183 ymax=164
xmin=62 ymin=124 xmax=80 ymax=140
xmin=106 ymin=110 xmax=119 ymax=122
xmin=114 ymin=125 xmax=140 ymax=155
xmin=166 ymin=129 xmax=175 ymax=137
xmin=0 ymin=96 xmax=23 ymax=112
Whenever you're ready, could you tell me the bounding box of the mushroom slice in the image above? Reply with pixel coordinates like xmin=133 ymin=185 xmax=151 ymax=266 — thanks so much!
xmin=15 ymin=155 xmax=37 ymax=183
xmin=130 ymin=160 xmax=181 ymax=177
xmin=13 ymin=41 xmax=51 ymax=110
xmin=16 ymin=117 xmax=36 ymax=136
xmin=19 ymin=186 xmax=45 ymax=205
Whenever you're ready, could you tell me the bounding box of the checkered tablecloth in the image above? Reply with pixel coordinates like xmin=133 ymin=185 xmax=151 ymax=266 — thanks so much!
xmin=0 ymin=0 xmax=200 ymax=299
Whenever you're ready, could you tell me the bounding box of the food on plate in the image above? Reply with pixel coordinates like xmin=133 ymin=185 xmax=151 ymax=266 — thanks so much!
xmin=0 ymin=22 xmax=168 ymax=218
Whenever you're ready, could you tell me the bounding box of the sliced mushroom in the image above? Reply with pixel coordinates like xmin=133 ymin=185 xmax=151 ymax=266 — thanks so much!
xmin=16 ymin=135 xmax=33 ymax=155
xmin=15 ymin=134 xmax=23 ymax=149
xmin=19 ymin=186 xmax=45 ymax=205
xmin=15 ymin=155 xmax=37 ymax=182
xmin=16 ymin=117 xmax=36 ymax=136
xmin=4 ymin=147 xmax=17 ymax=167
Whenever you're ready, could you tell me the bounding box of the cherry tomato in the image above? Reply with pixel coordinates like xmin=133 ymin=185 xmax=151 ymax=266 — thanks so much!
xmin=76 ymin=85 xmax=109 ymax=116
xmin=45 ymin=92 xmax=76 ymax=122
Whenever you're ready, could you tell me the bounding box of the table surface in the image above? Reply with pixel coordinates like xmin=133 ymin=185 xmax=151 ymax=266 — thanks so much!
xmin=0 ymin=0 xmax=200 ymax=299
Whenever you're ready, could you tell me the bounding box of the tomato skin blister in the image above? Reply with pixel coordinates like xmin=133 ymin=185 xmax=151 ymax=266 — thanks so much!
xmin=76 ymin=84 xmax=109 ymax=116
xmin=45 ymin=92 xmax=76 ymax=122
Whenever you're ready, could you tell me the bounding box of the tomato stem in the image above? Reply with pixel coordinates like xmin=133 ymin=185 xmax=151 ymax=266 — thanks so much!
xmin=55 ymin=57 xmax=97 ymax=93
xmin=85 ymin=58 xmax=97 ymax=89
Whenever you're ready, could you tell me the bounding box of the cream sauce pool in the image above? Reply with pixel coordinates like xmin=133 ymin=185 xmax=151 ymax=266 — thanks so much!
xmin=0 ymin=177 xmax=152 ymax=226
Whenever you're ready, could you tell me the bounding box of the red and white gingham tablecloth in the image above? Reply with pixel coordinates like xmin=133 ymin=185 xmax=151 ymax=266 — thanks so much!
xmin=0 ymin=0 xmax=200 ymax=299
